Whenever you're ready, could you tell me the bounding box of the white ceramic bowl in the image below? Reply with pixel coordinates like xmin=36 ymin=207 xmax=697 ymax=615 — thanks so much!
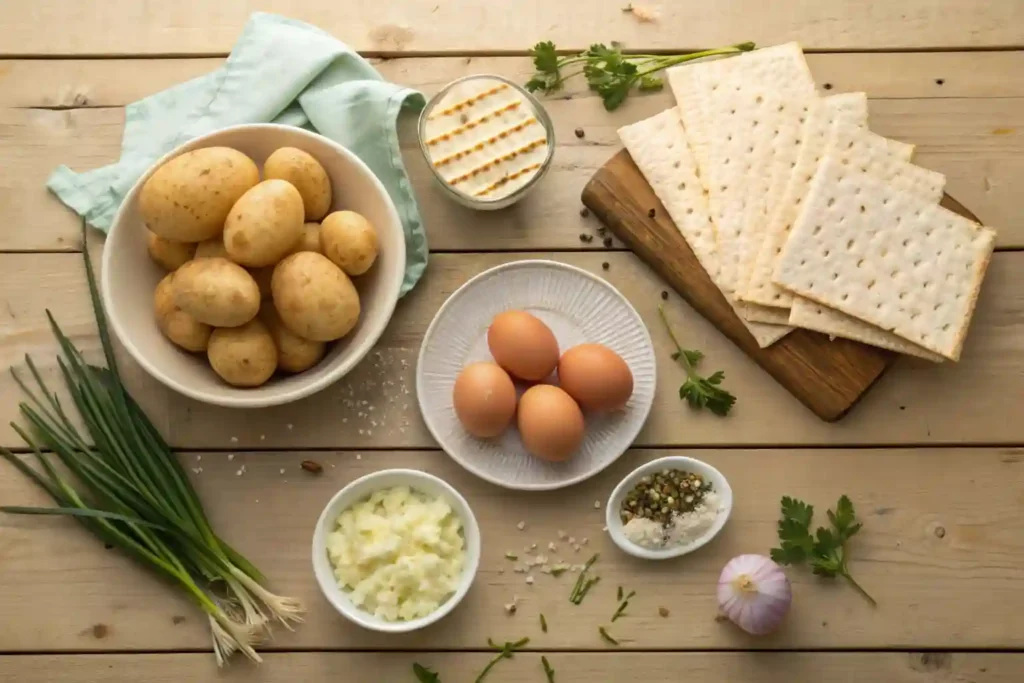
xmin=606 ymin=456 xmax=733 ymax=560
xmin=102 ymin=124 xmax=406 ymax=408
xmin=311 ymin=469 xmax=481 ymax=633
xmin=416 ymin=260 xmax=657 ymax=491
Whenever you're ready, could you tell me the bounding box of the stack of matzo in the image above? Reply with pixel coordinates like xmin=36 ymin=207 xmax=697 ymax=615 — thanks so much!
xmin=618 ymin=42 xmax=995 ymax=362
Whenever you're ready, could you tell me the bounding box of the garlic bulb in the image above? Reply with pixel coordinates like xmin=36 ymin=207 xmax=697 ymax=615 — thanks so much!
xmin=717 ymin=554 xmax=792 ymax=635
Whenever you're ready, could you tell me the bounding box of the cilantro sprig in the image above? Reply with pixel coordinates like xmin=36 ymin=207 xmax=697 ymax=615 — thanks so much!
xmin=526 ymin=40 xmax=755 ymax=111
xmin=658 ymin=304 xmax=736 ymax=416
xmin=771 ymin=495 xmax=877 ymax=606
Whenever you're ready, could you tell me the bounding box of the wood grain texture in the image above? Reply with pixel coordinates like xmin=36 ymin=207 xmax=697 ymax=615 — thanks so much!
xmin=583 ymin=150 xmax=890 ymax=422
xmin=1 ymin=1 xmax=1023 ymax=56
xmin=0 ymin=652 xmax=1019 ymax=682
xmin=1 ymin=248 xmax=1022 ymax=450
xmin=1 ymin=56 xmax=1023 ymax=251
xmin=2 ymin=447 xmax=1023 ymax=651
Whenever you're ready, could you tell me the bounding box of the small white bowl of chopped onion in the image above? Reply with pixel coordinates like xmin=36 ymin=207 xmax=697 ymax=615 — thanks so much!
xmin=606 ymin=455 xmax=732 ymax=560
xmin=312 ymin=469 xmax=481 ymax=633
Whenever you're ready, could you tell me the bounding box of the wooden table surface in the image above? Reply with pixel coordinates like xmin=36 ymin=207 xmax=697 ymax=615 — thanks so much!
xmin=2 ymin=2 xmax=1024 ymax=681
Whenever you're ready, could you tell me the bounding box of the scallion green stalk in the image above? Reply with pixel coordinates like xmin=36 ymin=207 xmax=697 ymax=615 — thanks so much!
xmin=0 ymin=224 xmax=302 ymax=665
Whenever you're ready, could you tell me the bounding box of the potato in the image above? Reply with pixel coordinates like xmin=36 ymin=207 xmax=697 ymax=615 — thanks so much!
xmin=320 ymin=211 xmax=379 ymax=276
xmin=173 ymin=257 xmax=260 ymax=327
xmin=223 ymin=179 xmax=304 ymax=267
xmin=263 ymin=147 xmax=332 ymax=221
xmin=292 ymin=222 xmax=322 ymax=254
xmin=260 ymin=302 xmax=326 ymax=373
xmin=194 ymin=238 xmax=231 ymax=260
xmin=147 ymin=231 xmax=195 ymax=271
xmin=139 ymin=147 xmax=259 ymax=242
xmin=153 ymin=273 xmax=211 ymax=352
xmin=271 ymin=252 xmax=360 ymax=342
xmin=207 ymin=318 xmax=278 ymax=387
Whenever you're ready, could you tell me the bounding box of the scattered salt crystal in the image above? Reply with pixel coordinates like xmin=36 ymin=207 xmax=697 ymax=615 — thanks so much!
xmin=227 ymin=454 xmax=235 ymax=461
xmin=568 ymin=536 xmax=576 ymax=544
xmin=342 ymin=418 xmax=348 ymax=423
xmin=195 ymin=455 xmax=202 ymax=462
xmin=230 ymin=436 xmax=238 ymax=444
xmin=525 ymin=576 xmax=534 ymax=585
xmin=594 ymin=500 xmax=601 ymax=509
xmin=236 ymin=466 xmax=246 ymax=477
xmin=516 ymin=521 xmax=526 ymax=530
xmin=259 ymin=434 xmax=265 ymax=441
xmin=557 ymin=530 xmax=568 ymax=540
xmin=286 ymin=423 xmax=293 ymax=430
xmin=279 ymin=468 xmax=286 ymax=475
xmin=581 ymin=537 xmax=589 ymax=545
xmin=530 ymin=543 xmax=537 ymax=550
xmin=358 ymin=429 xmax=366 ymax=435
xmin=547 ymin=542 xmax=557 ymax=552
xmin=191 ymin=467 xmax=201 ymax=474
xmin=573 ymin=544 xmax=581 ymax=553
xmin=356 ymin=454 xmax=362 ymax=460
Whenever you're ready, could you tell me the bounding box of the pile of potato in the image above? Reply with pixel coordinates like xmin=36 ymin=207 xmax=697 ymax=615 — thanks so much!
xmin=142 ymin=145 xmax=379 ymax=388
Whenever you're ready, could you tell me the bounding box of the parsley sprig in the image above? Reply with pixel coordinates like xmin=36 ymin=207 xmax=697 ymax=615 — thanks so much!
xmin=658 ymin=304 xmax=736 ymax=416
xmin=770 ymin=495 xmax=877 ymax=606
xmin=526 ymin=40 xmax=755 ymax=111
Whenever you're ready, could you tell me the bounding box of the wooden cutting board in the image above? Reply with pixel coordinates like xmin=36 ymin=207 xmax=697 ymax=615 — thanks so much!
xmin=581 ymin=149 xmax=980 ymax=422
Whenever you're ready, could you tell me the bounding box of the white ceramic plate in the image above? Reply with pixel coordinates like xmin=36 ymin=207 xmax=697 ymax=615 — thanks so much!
xmin=417 ymin=260 xmax=656 ymax=490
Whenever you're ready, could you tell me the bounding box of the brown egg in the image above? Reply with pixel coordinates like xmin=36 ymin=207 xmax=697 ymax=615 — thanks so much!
xmin=558 ymin=344 xmax=634 ymax=413
xmin=517 ymin=385 xmax=585 ymax=462
xmin=487 ymin=310 xmax=559 ymax=381
xmin=453 ymin=362 xmax=518 ymax=438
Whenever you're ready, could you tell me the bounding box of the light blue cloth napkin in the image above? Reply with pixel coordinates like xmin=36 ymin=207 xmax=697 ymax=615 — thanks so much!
xmin=48 ymin=12 xmax=427 ymax=296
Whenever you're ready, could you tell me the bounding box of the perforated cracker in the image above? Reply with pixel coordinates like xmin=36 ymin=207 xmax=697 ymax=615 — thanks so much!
xmin=618 ymin=108 xmax=791 ymax=349
xmin=669 ymin=43 xmax=816 ymax=295
xmin=739 ymin=94 xmax=868 ymax=307
xmin=788 ymin=299 xmax=944 ymax=362
xmin=773 ymin=155 xmax=995 ymax=361
xmin=618 ymin=109 xmax=718 ymax=275
xmin=745 ymin=115 xmax=945 ymax=310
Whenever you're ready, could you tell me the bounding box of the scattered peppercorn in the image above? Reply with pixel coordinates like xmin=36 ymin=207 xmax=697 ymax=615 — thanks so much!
xmin=597 ymin=225 xmax=607 ymax=235
xmin=660 ymin=291 xmax=669 ymax=300
xmin=575 ymin=127 xmax=585 ymax=138
xmin=935 ymin=78 xmax=945 ymax=85
xmin=300 ymin=460 xmax=323 ymax=474
xmin=579 ymin=233 xmax=594 ymax=243
xmin=603 ymin=237 xmax=613 ymax=248
xmin=580 ymin=206 xmax=590 ymax=217
xmin=823 ymin=83 xmax=833 ymax=90
xmin=658 ymin=607 xmax=670 ymax=618
xmin=648 ymin=208 xmax=656 ymax=218
xmin=601 ymin=262 xmax=610 ymax=270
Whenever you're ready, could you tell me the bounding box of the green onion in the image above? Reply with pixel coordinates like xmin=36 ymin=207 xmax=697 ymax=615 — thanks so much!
xmin=0 ymin=225 xmax=303 ymax=666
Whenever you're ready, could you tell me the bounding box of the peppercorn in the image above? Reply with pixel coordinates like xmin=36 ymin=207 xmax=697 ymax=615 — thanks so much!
xmin=579 ymin=233 xmax=594 ymax=243
xmin=648 ymin=208 xmax=656 ymax=218
xmin=575 ymin=127 xmax=585 ymax=138
xmin=601 ymin=262 xmax=610 ymax=270
xmin=660 ymin=291 xmax=669 ymax=300
xmin=603 ymin=237 xmax=613 ymax=248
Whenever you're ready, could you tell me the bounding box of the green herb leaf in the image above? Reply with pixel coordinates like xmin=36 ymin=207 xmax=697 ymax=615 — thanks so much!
xmin=413 ymin=663 xmax=441 ymax=682
xmin=598 ymin=626 xmax=619 ymax=645
xmin=539 ymin=613 xmax=548 ymax=633
xmin=638 ymin=74 xmax=664 ymax=91
xmin=659 ymin=304 xmax=736 ymax=416
xmin=770 ymin=495 xmax=877 ymax=606
xmin=542 ymin=655 xmax=556 ymax=682
xmin=525 ymin=41 xmax=756 ymax=109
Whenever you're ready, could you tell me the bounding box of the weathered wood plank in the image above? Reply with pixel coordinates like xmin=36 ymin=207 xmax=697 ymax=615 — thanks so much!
xmin=1 ymin=1 xmax=1022 ymax=56
xmin=1 ymin=249 xmax=1021 ymax=450
xmin=1 ymin=448 xmax=1022 ymax=651
xmin=6 ymin=53 xmax=1024 ymax=110
xmin=0 ymin=92 xmax=1019 ymax=249
xmin=0 ymin=652 xmax=1017 ymax=681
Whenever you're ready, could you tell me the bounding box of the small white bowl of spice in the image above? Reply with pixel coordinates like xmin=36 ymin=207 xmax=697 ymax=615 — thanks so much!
xmin=606 ymin=456 xmax=732 ymax=560
xmin=418 ymin=74 xmax=555 ymax=210
xmin=312 ymin=469 xmax=481 ymax=632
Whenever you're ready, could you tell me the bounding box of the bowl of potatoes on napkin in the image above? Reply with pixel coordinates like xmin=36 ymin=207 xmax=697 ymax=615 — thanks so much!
xmin=102 ymin=124 xmax=406 ymax=408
